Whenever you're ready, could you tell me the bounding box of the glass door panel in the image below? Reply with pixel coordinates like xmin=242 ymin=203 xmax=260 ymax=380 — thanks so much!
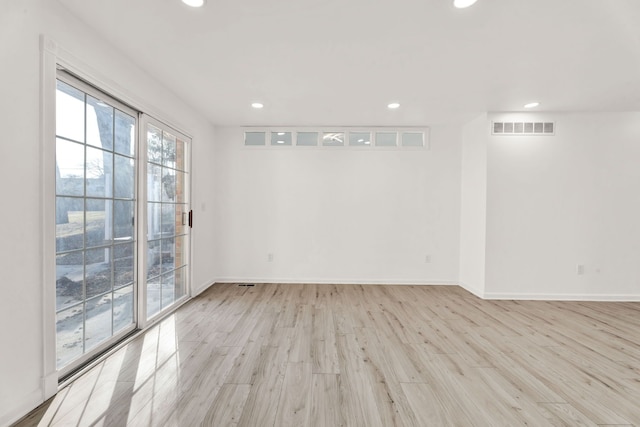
xmin=55 ymin=76 xmax=137 ymax=373
xmin=144 ymin=119 xmax=190 ymax=320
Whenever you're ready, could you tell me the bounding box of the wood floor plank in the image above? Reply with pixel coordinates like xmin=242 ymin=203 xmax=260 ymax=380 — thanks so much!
xmin=224 ymin=341 xmax=264 ymax=384
xmin=236 ymin=344 xmax=288 ymax=427
xmin=15 ymin=283 xmax=640 ymax=427
xmin=288 ymin=304 xmax=313 ymax=363
xmin=310 ymin=374 xmax=344 ymax=427
xmin=201 ymin=383 xmax=251 ymax=427
xmin=536 ymin=402 xmax=600 ymax=427
xmin=358 ymin=325 xmax=422 ymax=383
xmin=431 ymin=352 xmax=546 ymax=426
xmin=473 ymin=367 xmax=559 ymax=426
xmin=173 ymin=345 xmax=244 ymax=425
xmin=401 ymin=382 xmax=463 ymax=426
xmin=311 ymin=307 xmax=340 ymax=374
xmin=274 ymin=362 xmax=313 ymax=427
xmin=335 ymin=333 xmax=385 ymax=427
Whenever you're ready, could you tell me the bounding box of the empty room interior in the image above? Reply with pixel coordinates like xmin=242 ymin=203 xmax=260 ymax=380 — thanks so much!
xmin=2 ymin=0 xmax=640 ymax=425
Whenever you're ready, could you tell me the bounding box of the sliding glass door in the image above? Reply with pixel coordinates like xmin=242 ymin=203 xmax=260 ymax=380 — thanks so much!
xmin=143 ymin=117 xmax=191 ymax=320
xmin=54 ymin=74 xmax=191 ymax=375
xmin=55 ymin=74 xmax=137 ymax=374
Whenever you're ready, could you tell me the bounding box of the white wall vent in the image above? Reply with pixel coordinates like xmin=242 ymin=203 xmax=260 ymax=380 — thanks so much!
xmin=492 ymin=121 xmax=555 ymax=135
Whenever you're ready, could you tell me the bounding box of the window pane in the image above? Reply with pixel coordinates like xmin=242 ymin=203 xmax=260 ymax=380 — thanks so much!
xmin=349 ymin=132 xmax=371 ymax=147
xmin=85 ymin=293 xmax=112 ymax=351
xmin=322 ymin=132 xmax=344 ymax=146
xmin=86 ymin=147 xmax=113 ymax=198
xmin=86 ymin=199 xmax=112 ymax=248
xmin=147 ymin=164 xmax=162 ymax=202
xmin=56 ymin=252 xmax=83 ymax=311
xmin=114 ymin=155 xmax=134 ymax=199
xmin=161 ymin=238 xmax=176 ymax=273
xmin=534 ymin=122 xmax=543 ymax=133
xmin=147 ymin=239 xmax=162 ymax=280
xmin=161 ymin=271 xmax=175 ymax=310
xmin=56 ymin=304 xmax=84 ymax=369
xmin=56 ymin=197 xmax=85 ymax=252
xmin=115 ymin=110 xmax=135 ymax=156
xmin=174 ymin=236 xmax=187 ymax=269
xmin=161 ymin=168 xmax=176 ymax=202
xmin=271 ymin=132 xmax=292 ymax=146
xmin=147 ymin=275 xmax=161 ymax=318
xmin=402 ymin=132 xmax=424 ymax=147
xmin=375 ymin=132 xmax=397 ymax=147
xmin=175 ymin=138 xmax=186 ymax=171
xmin=147 ymin=202 xmax=162 ymax=240
xmin=162 ymin=131 xmax=177 ymax=168
xmin=245 ymin=131 xmax=266 ymax=146
xmin=296 ymin=132 xmax=318 ymax=146
xmin=173 ymin=172 xmax=186 ymax=204
xmin=147 ymin=125 xmax=163 ymax=164
xmin=114 ymin=200 xmax=134 ymax=240
xmin=162 ymin=204 xmax=176 ymax=236
xmin=56 ymin=81 xmax=85 ymax=143
xmin=56 ymin=139 xmax=85 ymax=196
xmin=85 ymin=247 xmax=112 ymax=298
xmin=174 ymin=267 xmax=187 ymax=301
xmin=113 ymin=285 xmax=134 ymax=333
xmin=86 ymin=96 xmax=114 ymax=151
xmin=114 ymin=243 xmax=134 ymax=288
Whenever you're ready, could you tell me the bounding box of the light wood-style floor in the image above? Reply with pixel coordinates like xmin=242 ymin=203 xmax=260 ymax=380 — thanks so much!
xmin=15 ymin=284 xmax=640 ymax=426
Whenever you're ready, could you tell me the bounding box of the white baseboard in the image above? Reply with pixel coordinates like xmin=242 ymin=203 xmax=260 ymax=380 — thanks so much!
xmin=457 ymin=281 xmax=485 ymax=298
xmin=1 ymin=387 xmax=43 ymax=427
xmin=482 ymin=292 xmax=640 ymax=301
xmin=214 ymin=277 xmax=458 ymax=286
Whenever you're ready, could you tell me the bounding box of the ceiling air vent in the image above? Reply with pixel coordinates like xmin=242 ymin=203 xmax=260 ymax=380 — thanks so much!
xmin=492 ymin=122 xmax=554 ymax=136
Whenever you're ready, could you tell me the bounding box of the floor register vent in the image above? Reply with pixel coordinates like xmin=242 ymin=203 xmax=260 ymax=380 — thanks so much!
xmin=492 ymin=121 xmax=555 ymax=135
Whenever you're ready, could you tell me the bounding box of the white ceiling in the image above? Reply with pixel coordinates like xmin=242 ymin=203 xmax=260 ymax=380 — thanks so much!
xmin=57 ymin=0 xmax=640 ymax=126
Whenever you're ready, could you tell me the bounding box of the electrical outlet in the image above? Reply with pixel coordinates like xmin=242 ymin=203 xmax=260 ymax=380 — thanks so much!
xmin=576 ymin=264 xmax=584 ymax=275
xmin=424 ymin=254 xmax=431 ymax=263
xmin=267 ymin=253 xmax=274 ymax=262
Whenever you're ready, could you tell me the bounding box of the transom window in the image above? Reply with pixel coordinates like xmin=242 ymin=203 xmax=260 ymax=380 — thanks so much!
xmin=243 ymin=128 xmax=429 ymax=149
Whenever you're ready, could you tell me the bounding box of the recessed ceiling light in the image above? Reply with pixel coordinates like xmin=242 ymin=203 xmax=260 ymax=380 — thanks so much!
xmin=524 ymin=102 xmax=540 ymax=109
xmin=182 ymin=0 xmax=205 ymax=7
xmin=387 ymin=102 xmax=400 ymax=109
xmin=454 ymin=0 xmax=478 ymax=8
xmin=251 ymin=102 xmax=264 ymax=109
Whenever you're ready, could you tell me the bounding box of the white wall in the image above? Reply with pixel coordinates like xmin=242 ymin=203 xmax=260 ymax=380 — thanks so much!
xmin=458 ymin=114 xmax=488 ymax=297
xmin=0 ymin=1 xmax=216 ymax=424
xmin=485 ymin=112 xmax=640 ymax=299
xmin=3 ymin=2 xmax=639 ymax=424
xmin=213 ymin=127 xmax=462 ymax=285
